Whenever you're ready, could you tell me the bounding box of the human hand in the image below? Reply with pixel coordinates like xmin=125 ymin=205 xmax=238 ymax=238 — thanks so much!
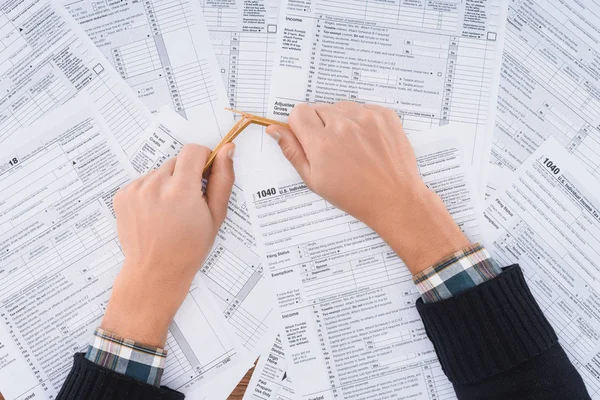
xmin=266 ymin=102 xmax=468 ymax=273
xmin=101 ymin=143 xmax=235 ymax=347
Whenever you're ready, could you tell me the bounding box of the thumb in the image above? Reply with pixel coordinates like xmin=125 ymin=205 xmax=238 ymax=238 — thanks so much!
xmin=206 ymin=142 xmax=235 ymax=225
xmin=266 ymin=125 xmax=310 ymax=180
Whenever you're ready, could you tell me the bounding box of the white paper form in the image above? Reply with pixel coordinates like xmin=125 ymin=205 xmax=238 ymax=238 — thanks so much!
xmin=263 ymin=0 xmax=508 ymax=190
xmin=243 ymin=334 xmax=297 ymax=400
xmin=130 ymin=108 xmax=278 ymax=362
xmin=0 ymin=0 xmax=153 ymax=155
xmin=488 ymin=0 xmax=600 ymax=195
xmin=245 ymin=129 xmax=482 ymax=400
xmin=202 ymin=0 xmax=279 ymax=115
xmin=63 ymin=0 xmax=233 ymax=142
xmin=200 ymin=0 xmax=280 ymax=164
xmin=0 ymin=102 xmax=242 ymax=400
xmin=483 ymin=137 xmax=600 ymax=398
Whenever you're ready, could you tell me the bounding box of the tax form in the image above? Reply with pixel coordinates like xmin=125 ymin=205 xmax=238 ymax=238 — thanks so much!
xmin=243 ymin=334 xmax=297 ymax=400
xmin=202 ymin=0 xmax=280 ymax=115
xmin=201 ymin=0 xmax=280 ymax=164
xmin=63 ymin=0 xmax=233 ymax=142
xmin=245 ymin=128 xmax=480 ymax=400
xmin=0 ymin=102 xmax=242 ymax=400
xmin=130 ymin=108 xmax=278 ymax=368
xmin=265 ymin=0 xmax=508 ymax=190
xmin=0 ymin=0 xmax=152 ymax=155
xmin=483 ymin=137 xmax=600 ymax=398
xmin=489 ymin=0 xmax=600 ymax=193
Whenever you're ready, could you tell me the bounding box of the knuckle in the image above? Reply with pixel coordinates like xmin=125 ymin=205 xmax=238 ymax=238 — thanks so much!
xmin=113 ymin=188 xmax=126 ymax=209
xmin=336 ymin=101 xmax=355 ymax=110
xmin=127 ymin=178 xmax=143 ymax=192
xmin=336 ymin=101 xmax=361 ymax=116
xmin=373 ymin=112 xmax=387 ymax=126
xmin=360 ymin=109 xmax=388 ymax=128
xmin=290 ymin=103 xmax=310 ymax=122
xmin=294 ymin=103 xmax=311 ymax=113
xmin=180 ymin=143 xmax=208 ymax=158
xmin=336 ymin=118 xmax=356 ymax=133
xmin=140 ymin=179 xmax=158 ymax=195
xmin=384 ymin=108 xmax=398 ymax=118
xmin=383 ymin=108 xmax=399 ymax=123
xmin=356 ymin=111 xmax=373 ymax=125
xmin=165 ymin=183 xmax=184 ymax=201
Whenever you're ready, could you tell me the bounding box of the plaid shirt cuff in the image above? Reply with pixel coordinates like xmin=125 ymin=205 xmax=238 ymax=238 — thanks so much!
xmin=85 ymin=328 xmax=167 ymax=386
xmin=413 ymin=243 xmax=501 ymax=303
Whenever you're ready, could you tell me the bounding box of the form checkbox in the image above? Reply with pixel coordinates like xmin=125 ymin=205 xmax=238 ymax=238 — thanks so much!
xmin=93 ymin=64 xmax=104 ymax=74
xmin=487 ymin=32 xmax=497 ymax=41
xmin=267 ymin=24 xmax=277 ymax=33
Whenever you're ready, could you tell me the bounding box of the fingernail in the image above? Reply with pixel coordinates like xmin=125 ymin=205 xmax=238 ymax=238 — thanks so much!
xmin=228 ymin=147 xmax=236 ymax=159
xmin=267 ymin=130 xmax=281 ymax=143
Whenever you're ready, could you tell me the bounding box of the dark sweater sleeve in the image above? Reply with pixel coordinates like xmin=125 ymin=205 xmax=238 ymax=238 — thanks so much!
xmin=57 ymin=353 xmax=185 ymax=400
xmin=416 ymin=264 xmax=591 ymax=400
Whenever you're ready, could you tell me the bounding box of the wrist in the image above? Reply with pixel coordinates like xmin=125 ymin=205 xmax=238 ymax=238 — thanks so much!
xmin=101 ymin=268 xmax=183 ymax=347
xmin=370 ymin=185 xmax=469 ymax=274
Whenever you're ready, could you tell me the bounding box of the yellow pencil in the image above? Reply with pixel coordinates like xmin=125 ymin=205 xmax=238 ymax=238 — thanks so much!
xmin=203 ymin=109 xmax=290 ymax=174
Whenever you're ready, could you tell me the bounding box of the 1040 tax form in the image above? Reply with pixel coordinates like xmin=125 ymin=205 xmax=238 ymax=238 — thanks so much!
xmin=265 ymin=0 xmax=508 ymax=190
xmin=489 ymin=0 xmax=600 ymax=194
xmin=243 ymin=333 xmax=297 ymax=400
xmin=0 ymin=0 xmax=153 ymax=155
xmin=245 ymin=128 xmax=481 ymax=400
xmin=484 ymin=137 xmax=600 ymax=398
xmin=0 ymin=102 xmax=244 ymax=400
xmin=63 ymin=0 xmax=234 ymax=142
xmin=203 ymin=0 xmax=281 ymax=163
xmin=203 ymin=0 xmax=280 ymax=117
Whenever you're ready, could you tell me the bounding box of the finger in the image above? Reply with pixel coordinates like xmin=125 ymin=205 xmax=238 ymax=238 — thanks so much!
xmin=206 ymin=142 xmax=235 ymax=225
xmin=138 ymin=168 xmax=158 ymax=187
xmin=126 ymin=174 xmax=146 ymax=191
xmin=157 ymin=156 xmax=177 ymax=175
xmin=288 ymin=103 xmax=325 ymax=146
xmin=337 ymin=101 xmax=378 ymax=124
xmin=173 ymin=144 xmax=211 ymax=182
xmin=266 ymin=125 xmax=311 ymax=180
xmin=362 ymin=103 xmax=387 ymax=111
xmin=113 ymin=186 xmax=128 ymax=215
xmin=362 ymin=103 xmax=400 ymax=120
xmin=142 ymin=165 xmax=173 ymax=190
xmin=335 ymin=101 xmax=365 ymax=114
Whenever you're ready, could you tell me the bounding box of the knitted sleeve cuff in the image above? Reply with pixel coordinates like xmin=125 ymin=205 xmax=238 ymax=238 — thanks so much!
xmin=416 ymin=265 xmax=558 ymax=385
xmin=57 ymin=353 xmax=184 ymax=400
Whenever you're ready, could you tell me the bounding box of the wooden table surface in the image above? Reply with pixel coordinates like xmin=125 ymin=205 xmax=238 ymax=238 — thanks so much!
xmin=227 ymin=367 xmax=255 ymax=399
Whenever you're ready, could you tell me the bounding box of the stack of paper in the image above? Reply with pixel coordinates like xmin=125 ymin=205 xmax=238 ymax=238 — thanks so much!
xmin=1 ymin=0 xmax=600 ymax=398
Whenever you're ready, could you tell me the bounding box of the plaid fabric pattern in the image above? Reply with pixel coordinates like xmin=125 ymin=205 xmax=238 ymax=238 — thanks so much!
xmin=85 ymin=328 xmax=167 ymax=386
xmin=413 ymin=243 xmax=501 ymax=303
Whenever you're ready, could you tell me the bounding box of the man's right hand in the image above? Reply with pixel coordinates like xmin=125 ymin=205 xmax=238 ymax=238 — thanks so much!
xmin=266 ymin=102 xmax=469 ymax=273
